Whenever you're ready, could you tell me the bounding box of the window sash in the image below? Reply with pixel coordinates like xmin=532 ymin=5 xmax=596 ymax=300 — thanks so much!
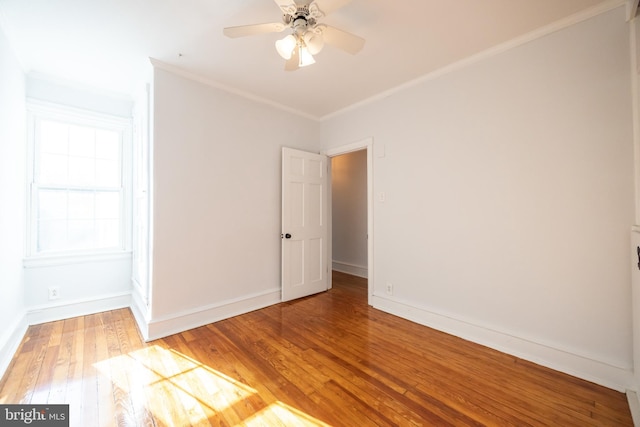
xmin=33 ymin=185 xmax=124 ymax=254
xmin=27 ymin=100 xmax=131 ymax=257
xmin=34 ymin=119 xmax=123 ymax=188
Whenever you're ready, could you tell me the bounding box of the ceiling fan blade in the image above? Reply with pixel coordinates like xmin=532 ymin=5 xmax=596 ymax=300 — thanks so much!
xmin=273 ymin=0 xmax=298 ymax=15
xmin=284 ymin=48 xmax=300 ymax=71
xmin=312 ymin=0 xmax=353 ymax=16
xmin=319 ymin=25 xmax=364 ymax=55
xmin=223 ymin=23 xmax=286 ymax=38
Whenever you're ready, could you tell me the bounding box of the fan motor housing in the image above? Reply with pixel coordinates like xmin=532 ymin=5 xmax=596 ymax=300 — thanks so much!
xmin=282 ymin=4 xmax=319 ymax=30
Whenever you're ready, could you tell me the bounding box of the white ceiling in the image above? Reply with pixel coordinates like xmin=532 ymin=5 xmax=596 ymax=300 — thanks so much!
xmin=0 ymin=0 xmax=620 ymax=119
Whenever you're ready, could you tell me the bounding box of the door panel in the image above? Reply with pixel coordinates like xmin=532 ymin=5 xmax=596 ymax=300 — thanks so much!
xmin=282 ymin=147 xmax=328 ymax=301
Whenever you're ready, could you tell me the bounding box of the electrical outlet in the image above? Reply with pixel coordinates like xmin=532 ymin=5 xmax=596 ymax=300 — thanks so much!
xmin=48 ymin=286 xmax=60 ymax=300
xmin=386 ymin=283 xmax=393 ymax=295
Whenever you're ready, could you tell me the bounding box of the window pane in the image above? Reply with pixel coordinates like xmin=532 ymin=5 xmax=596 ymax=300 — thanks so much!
xmin=67 ymin=219 xmax=94 ymax=250
xmin=39 ymin=153 xmax=68 ymax=185
xmin=96 ymin=130 xmax=119 ymax=160
xmin=95 ymin=192 xmax=120 ymax=219
xmin=38 ymin=219 xmax=67 ymax=252
xmin=96 ymin=219 xmax=119 ymax=247
xmin=38 ymin=190 xmax=67 ymax=220
xmin=68 ymin=191 xmax=94 ymax=219
xmin=31 ymin=108 xmax=127 ymax=255
xmin=69 ymin=125 xmax=95 ymax=157
xmin=68 ymin=156 xmax=95 ymax=186
xmin=36 ymin=190 xmax=121 ymax=252
xmin=40 ymin=121 xmax=68 ymax=154
xmin=96 ymin=159 xmax=119 ymax=187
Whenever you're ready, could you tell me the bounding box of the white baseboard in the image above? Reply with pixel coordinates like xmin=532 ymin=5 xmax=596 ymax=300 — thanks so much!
xmin=0 ymin=313 xmax=28 ymax=381
xmin=130 ymin=287 xmax=150 ymax=341
xmin=372 ymin=294 xmax=634 ymax=392
xmin=332 ymin=261 xmax=368 ymax=278
xmin=26 ymin=291 xmax=132 ymax=325
xmin=146 ymin=288 xmax=282 ymax=341
xmin=627 ymin=390 xmax=640 ymax=426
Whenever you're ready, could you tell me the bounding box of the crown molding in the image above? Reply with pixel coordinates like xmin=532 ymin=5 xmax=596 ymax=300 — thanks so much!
xmin=322 ymin=0 xmax=626 ymax=121
xmin=149 ymin=58 xmax=321 ymax=122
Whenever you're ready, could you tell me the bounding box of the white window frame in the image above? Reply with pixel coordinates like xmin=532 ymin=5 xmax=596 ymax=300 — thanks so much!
xmin=25 ymin=99 xmax=132 ymax=266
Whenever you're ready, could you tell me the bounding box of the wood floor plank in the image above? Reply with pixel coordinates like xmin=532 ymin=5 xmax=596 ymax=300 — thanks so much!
xmin=252 ymin=311 xmax=456 ymax=425
xmin=64 ymin=316 xmax=85 ymax=411
xmin=79 ymin=314 xmax=99 ymax=427
xmin=213 ymin=319 xmax=331 ymax=423
xmin=0 ymin=322 xmax=51 ymax=405
xmin=94 ymin=312 xmax=118 ymax=427
xmin=29 ymin=320 xmax=63 ymax=405
xmin=48 ymin=318 xmax=73 ymax=404
xmin=111 ymin=309 xmax=156 ymax=427
xmin=0 ymin=271 xmax=633 ymax=426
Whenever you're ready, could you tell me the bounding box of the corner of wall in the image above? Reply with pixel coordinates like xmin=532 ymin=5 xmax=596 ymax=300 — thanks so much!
xmin=130 ymin=288 xmax=150 ymax=342
xmin=0 ymin=312 xmax=28 ymax=381
xmin=627 ymin=390 xmax=640 ymax=425
xmin=332 ymin=261 xmax=368 ymax=278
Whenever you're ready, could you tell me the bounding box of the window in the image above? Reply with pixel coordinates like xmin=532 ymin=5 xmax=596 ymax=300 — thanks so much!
xmin=27 ymin=101 xmax=131 ymax=257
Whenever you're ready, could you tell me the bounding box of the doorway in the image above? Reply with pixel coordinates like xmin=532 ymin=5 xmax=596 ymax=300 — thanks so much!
xmin=325 ymin=138 xmax=373 ymax=304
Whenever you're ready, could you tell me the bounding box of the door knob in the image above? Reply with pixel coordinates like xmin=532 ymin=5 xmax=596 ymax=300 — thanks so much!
xmin=285 ymin=233 xmax=292 ymax=239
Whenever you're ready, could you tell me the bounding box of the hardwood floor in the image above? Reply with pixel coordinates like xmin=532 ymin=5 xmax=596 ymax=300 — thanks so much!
xmin=0 ymin=271 xmax=633 ymax=426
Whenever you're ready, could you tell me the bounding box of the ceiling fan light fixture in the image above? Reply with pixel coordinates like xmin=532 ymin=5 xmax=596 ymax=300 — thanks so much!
xmin=224 ymin=0 xmax=365 ymax=71
xmin=298 ymin=45 xmax=316 ymax=67
xmin=303 ymin=30 xmax=324 ymax=55
xmin=275 ymin=34 xmax=297 ymax=60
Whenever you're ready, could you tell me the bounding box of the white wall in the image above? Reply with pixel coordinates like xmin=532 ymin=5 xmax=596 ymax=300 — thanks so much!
xmin=331 ymin=150 xmax=368 ymax=277
xmin=23 ymin=257 xmax=132 ymax=310
xmin=0 ymin=27 xmax=26 ymax=373
xmin=321 ymin=6 xmax=634 ymax=389
xmin=148 ymin=67 xmax=321 ymax=337
xmin=1 ymin=2 xmax=633 ymax=394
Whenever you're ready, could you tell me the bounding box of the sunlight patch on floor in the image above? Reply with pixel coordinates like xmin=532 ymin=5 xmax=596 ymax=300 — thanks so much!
xmin=244 ymin=401 xmax=331 ymax=427
xmin=94 ymin=345 xmax=329 ymax=425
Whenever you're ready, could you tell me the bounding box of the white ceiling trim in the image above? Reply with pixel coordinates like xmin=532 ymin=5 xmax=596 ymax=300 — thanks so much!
xmin=149 ymin=58 xmax=321 ymax=122
xmin=321 ymin=0 xmax=627 ymax=121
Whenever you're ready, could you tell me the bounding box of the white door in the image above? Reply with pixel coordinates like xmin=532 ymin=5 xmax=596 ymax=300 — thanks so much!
xmin=282 ymin=147 xmax=329 ymax=301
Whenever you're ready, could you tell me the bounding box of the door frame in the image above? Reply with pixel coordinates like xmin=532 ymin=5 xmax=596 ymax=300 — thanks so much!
xmin=324 ymin=137 xmax=374 ymax=304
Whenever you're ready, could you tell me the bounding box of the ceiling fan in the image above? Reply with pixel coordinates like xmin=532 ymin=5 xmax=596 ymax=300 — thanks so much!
xmin=223 ymin=0 xmax=365 ymax=71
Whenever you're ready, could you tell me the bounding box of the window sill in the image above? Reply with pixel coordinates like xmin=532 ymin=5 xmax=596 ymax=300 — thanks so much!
xmin=23 ymin=250 xmax=132 ymax=268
